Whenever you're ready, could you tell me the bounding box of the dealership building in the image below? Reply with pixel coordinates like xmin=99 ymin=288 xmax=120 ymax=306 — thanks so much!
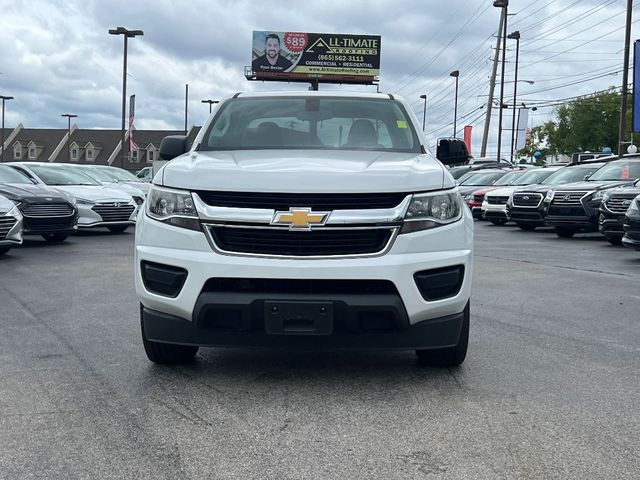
xmin=0 ymin=125 xmax=201 ymax=171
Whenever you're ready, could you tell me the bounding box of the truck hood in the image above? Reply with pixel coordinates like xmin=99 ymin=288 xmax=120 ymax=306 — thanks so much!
xmin=160 ymin=150 xmax=449 ymax=193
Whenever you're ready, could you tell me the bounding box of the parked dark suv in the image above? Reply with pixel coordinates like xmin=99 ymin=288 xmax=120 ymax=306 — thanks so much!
xmin=622 ymin=194 xmax=640 ymax=250
xmin=598 ymin=180 xmax=640 ymax=245
xmin=0 ymin=165 xmax=78 ymax=242
xmin=508 ymin=163 xmax=604 ymax=230
xmin=544 ymin=158 xmax=640 ymax=238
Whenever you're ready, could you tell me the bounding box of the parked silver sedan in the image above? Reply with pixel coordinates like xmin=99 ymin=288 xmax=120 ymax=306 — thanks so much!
xmin=0 ymin=194 xmax=23 ymax=255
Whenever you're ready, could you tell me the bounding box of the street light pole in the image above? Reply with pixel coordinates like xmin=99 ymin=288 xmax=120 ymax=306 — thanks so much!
xmin=507 ymin=30 xmax=521 ymax=164
xmin=419 ymin=94 xmax=427 ymax=131
xmin=450 ymin=70 xmax=460 ymax=137
xmin=618 ymin=0 xmax=633 ymax=158
xmin=494 ymin=0 xmax=509 ymax=162
xmin=61 ymin=113 xmax=78 ymax=162
xmin=1 ymin=95 xmax=13 ymax=163
xmin=109 ymin=27 xmax=143 ymax=169
xmin=201 ymin=99 xmax=219 ymax=114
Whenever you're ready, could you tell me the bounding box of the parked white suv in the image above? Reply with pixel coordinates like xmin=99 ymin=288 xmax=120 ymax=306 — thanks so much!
xmin=135 ymin=91 xmax=473 ymax=366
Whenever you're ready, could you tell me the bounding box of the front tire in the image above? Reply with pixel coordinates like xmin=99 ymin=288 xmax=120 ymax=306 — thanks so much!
xmin=0 ymin=246 xmax=11 ymax=256
xmin=517 ymin=223 xmax=536 ymax=231
xmin=606 ymin=235 xmax=623 ymax=246
xmin=42 ymin=233 xmax=69 ymax=243
xmin=416 ymin=302 xmax=469 ymax=367
xmin=140 ymin=305 xmax=198 ymax=365
xmin=108 ymin=225 xmax=129 ymax=234
xmin=555 ymin=227 xmax=576 ymax=238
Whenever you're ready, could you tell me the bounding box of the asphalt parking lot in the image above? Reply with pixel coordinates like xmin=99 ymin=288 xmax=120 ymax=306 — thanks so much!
xmin=1 ymin=225 xmax=638 ymax=479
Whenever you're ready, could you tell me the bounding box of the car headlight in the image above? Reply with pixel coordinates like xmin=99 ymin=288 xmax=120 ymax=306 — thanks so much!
xmin=401 ymin=189 xmax=462 ymax=233
xmin=146 ymin=185 xmax=200 ymax=231
xmin=132 ymin=195 xmax=144 ymax=206
xmin=628 ymin=198 xmax=640 ymax=214
xmin=463 ymin=193 xmax=472 ymax=202
xmin=7 ymin=204 xmax=22 ymax=218
xmin=592 ymin=190 xmax=606 ymax=202
xmin=75 ymin=197 xmax=95 ymax=205
xmin=11 ymin=199 xmax=23 ymax=208
xmin=544 ymin=190 xmax=554 ymax=202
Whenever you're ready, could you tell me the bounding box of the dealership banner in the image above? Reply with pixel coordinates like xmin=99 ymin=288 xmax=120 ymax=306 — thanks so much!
xmin=634 ymin=40 xmax=640 ymax=132
xmin=251 ymin=31 xmax=381 ymax=78
xmin=463 ymin=125 xmax=472 ymax=153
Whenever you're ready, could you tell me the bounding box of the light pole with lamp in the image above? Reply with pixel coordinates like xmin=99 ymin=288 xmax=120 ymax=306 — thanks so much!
xmin=419 ymin=94 xmax=427 ymax=131
xmin=493 ymin=0 xmax=508 ymax=162
xmin=61 ymin=114 xmax=78 ymax=162
xmin=1 ymin=95 xmax=13 ymax=163
xmin=201 ymin=99 xmax=219 ymax=114
xmin=450 ymin=70 xmax=460 ymax=137
xmin=507 ymin=30 xmax=521 ymax=163
xmin=109 ymin=27 xmax=143 ymax=169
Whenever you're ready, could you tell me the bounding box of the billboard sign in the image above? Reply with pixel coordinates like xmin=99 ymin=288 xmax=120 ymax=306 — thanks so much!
xmin=250 ymin=31 xmax=381 ymax=81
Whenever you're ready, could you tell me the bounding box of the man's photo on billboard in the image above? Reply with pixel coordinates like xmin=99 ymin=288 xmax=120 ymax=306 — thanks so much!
xmin=252 ymin=33 xmax=294 ymax=72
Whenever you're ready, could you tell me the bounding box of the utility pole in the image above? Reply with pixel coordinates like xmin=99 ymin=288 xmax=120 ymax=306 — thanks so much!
xmin=508 ymin=31 xmax=521 ymax=163
xmin=1 ymin=95 xmax=13 ymax=163
xmin=420 ymin=94 xmax=427 ymax=131
xmin=450 ymin=70 xmax=460 ymax=137
xmin=184 ymin=84 xmax=189 ymax=135
xmin=618 ymin=0 xmax=633 ymax=158
xmin=495 ymin=0 xmax=509 ymax=164
xmin=481 ymin=7 xmax=506 ymax=157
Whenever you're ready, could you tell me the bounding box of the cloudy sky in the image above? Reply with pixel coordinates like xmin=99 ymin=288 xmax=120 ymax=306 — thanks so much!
xmin=0 ymin=0 xmax=637 ymax=155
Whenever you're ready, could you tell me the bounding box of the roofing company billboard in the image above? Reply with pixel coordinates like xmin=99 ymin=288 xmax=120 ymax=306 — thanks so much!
xmin=250 ymin=31 xmax=381 ymax=81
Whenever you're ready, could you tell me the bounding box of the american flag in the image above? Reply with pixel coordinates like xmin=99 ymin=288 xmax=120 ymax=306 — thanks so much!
xmin=128 ymin=94 xmax=138 ymax=152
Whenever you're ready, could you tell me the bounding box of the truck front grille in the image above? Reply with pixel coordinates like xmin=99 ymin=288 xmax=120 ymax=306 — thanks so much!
xmin=195 ymin=191 xmax=408 ymax=210
xmin=208 ymin=226 xmax=395 ymax=257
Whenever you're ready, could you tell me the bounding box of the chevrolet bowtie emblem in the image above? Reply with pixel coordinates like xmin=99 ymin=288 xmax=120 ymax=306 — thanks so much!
xmin=272 ymin=208 xmax=330 ymax=230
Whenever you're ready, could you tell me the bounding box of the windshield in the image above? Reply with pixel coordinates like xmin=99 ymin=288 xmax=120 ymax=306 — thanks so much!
xmin=0 ymin=165 xmax=32 ymax=184
xmin=460 ymin=171 xmax=505 ymax=186
xmin=512 ymin=169 xmax=556 ymax=186
xmin=541 ymin=166 xmax=601 ymax=185
xmin=200 ymin=96 xmax=421 ymax=153
xmin=77 ymin=167 xmax=114 ymax=183
xmin=97 ymin=167 xmax=138 ymax=182
xmin=587 ymin=161 xmax=640 ymax=181
xmin=493 ymin=171 xmax=524 ymax=186
xmin=29 ymin=165 xmax=100 ymax=186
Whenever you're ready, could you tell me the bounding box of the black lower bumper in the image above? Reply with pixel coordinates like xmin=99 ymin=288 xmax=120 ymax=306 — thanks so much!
xmin=623 ymin=218 xmax=640 ymax=250
xmin=142 ymin=303 xmax=467 ymax=350
xmin=509 ymin=208 xmax=546 ymax=225
xmin=598 ymin=212 xmax=625 ymax=238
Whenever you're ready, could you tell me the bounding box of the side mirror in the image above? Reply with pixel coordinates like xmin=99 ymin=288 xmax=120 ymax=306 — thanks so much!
xmin=159 ymin=135 xmax=188 ymax=160
xmin=436 ymin=138 xmax=470 ymax=166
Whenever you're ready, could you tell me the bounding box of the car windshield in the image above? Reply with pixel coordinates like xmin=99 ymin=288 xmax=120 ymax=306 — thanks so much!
xmin=0 ymin=165 xmax=32 ymax=184
xmin=512 ymin=169 xmax=556 ymax=186
xmin=587 ymin=161 xmax=640 ymax=181
xmin=459 ymin=171 xmax=505 ymax=186
xmin=77 ymin=167 xmax=114 ymax=183
xmin=541 ymin=166 xmax=602 ymax=185
xmin=493 ymin=171 xmax=524 ymax=185
xmin=29 ymin=166 xmax=100 ymax=186
xmin=200 ymin=96 xmax=421 ymax=153
xmin=97 ymin=167 xmax=138 ymax=182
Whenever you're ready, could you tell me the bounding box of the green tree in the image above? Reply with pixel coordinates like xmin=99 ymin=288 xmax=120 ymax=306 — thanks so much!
xmin=532 ymin=88 xmax=633 ymax=155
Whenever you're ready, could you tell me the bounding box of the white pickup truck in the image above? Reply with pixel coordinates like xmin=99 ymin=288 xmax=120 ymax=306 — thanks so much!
xmin=135 ymin=91 xmax=473 ymax=366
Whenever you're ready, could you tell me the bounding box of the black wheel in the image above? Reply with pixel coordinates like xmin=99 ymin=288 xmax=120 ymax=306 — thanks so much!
xmin=108 ymin=225 xmax=129 ymax=234
xmin=555 ymin=227 xmax=576 ymax=238
xmin=606 ymin=235 xmax=623 ymax=246
xmin=416 ymin=302 xmax=469 ymax=367
xmin=490 ymin=219 xmax=507 ymax=226
xmin=517 ymin=223 xmax=536 ymax=231
xmin=140 ymin=305 xmax=198 ymax=365
xmin=0 ymin=246 xmax=10 ymax=256
xmin=42 ymin=233 xmax=69 ymax=243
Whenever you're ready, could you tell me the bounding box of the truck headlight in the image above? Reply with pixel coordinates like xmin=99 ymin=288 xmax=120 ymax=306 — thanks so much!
xmin=146 ymin=185 xmax=200 ymax=231
xmin=401 ymin=189 xmax=462 ymax=233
